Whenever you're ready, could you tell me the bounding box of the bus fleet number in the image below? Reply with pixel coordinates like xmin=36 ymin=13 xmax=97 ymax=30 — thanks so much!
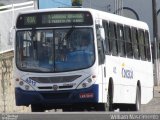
xmin=25 ymin=78 xmax=36 ymax=86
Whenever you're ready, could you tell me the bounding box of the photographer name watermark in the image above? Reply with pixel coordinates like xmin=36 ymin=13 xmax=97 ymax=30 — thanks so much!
xmin=1 ymin=114 xmax=18 ymax=120
xmin=110 ymin=114 xmax=159 ymax=120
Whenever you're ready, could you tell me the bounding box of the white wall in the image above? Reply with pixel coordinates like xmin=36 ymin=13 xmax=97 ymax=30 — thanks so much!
xmin=0 ymin=1 xmax=35 ymax=53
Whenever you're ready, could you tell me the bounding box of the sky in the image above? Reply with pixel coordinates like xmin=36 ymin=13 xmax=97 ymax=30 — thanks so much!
xmin=38 ymin=0 xmax=72 ymax=9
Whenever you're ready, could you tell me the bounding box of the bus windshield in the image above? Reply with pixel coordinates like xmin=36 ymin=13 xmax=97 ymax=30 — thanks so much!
xmin=16 ymin=28 xmax=95 ymax=72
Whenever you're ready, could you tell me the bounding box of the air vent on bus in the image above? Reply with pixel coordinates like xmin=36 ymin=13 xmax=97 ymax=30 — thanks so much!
xmin=30 ymin=75 xmax=81 ymax=83
xmin=38 ymin=85 xmax=73 ymax=90
xmin=38 ymin=86 xmax=53 ymax=90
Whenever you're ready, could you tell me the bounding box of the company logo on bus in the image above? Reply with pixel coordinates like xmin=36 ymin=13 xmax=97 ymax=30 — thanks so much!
xmin=53 ymin=85 xmax=58 ymax=91
xmin=121 ymin=63 xmax=133 ymax=79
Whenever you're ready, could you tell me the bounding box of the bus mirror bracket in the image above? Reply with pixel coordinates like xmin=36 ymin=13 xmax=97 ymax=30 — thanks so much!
xmin=96 ymin=24 xmax=105 ymax=41
xmin=99 ymin=27 xmax=105 ymax=40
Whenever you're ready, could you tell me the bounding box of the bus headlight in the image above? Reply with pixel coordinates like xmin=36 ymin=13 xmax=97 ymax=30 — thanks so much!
xmin=82 ymin=83 xmax=87 ymax=88
xmin=77 ymin=75 xmax=96 ymax=89
xmin=16 ymin=79 xmax=34 ymax=91
xmin=87 ymin=78 xmax=92 ymax=83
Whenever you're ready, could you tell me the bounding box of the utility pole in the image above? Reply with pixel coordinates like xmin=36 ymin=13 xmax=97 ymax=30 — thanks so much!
xmin=152 ymin=0 xmax=159 ymax=86
xmin=114 ymin=0 xmax=123 ymax=15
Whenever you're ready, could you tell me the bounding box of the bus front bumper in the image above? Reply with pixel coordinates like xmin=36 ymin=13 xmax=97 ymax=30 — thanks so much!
xmin=15 ymin=84 xmax=99 ymax=106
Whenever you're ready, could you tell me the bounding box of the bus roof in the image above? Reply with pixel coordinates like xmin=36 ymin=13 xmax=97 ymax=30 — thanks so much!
xmin=17 ymin=7 xmax=149 ymax=30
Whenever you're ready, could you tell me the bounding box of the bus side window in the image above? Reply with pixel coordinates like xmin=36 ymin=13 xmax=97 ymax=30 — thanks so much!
xmin=109 ymin=22 xmax=118 ymax=56
xmin=96 ymin=25 xmax=105 ymax=65
xmin=145 ymin=31 xmax=151 ymax=61
xmin=124 ymin=26 xmax=133 ymax=58
xmin=138 ymin=30 xmax=146 ymax=60
xmin=102 ymin=20 xmax=110 ymax=54
xmin=132 ymin=28 xmax=140 ymax=59
xmin=117 ymin=24 xmax=125 ymax=57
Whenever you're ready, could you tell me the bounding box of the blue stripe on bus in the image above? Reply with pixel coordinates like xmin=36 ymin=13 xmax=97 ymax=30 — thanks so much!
xmin=15 ymin=84 xmax=99 ymax=106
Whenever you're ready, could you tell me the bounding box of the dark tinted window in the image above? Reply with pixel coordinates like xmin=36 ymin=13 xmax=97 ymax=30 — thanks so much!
xmin=138 ymin=30 xmax=146 ymax=60
xmin=102 ymin=21 xmax=110 ymax=54
xmin=109 ymin=22 xmax=118 ymax=56
xmin=117 ymin=24 xmax=126 ymax=57
xmin=124 ymin=26 xmax=133 ymax=58
xmin=145 ymin=31 xmax=151 ymax=61
xmin=132 ymin=28 xmax=140 ymax=59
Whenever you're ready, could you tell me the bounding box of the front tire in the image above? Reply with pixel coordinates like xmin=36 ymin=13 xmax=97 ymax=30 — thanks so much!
xmin=95 ymin=87 xmax=114 ymax=111
xmin=31 ymin=104 xmax=45 ymax=112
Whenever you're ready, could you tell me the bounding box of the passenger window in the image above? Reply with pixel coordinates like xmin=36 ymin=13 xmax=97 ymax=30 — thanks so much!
xmin=102 ymin=21 xmax=110 ymax=54
xmin=124 ymin=26 xmax=133 ymax=58
xmin=138 ymin=30 xmax=146 ymax=60
xmin=132 ymin=28 xmax=140 ymax=59
xmin=117 ymin=24 xmax=125 ymax=57
xmin=144 ymin=31 xmax=151 ymax=61
xmin=96 ymin=25 xmax=105 ymax=65
xmin=109 ymin=22 xmax=118 ymax=56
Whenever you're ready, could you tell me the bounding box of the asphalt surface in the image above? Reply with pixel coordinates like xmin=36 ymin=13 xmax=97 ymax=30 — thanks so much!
xmin=141 ymin=87 xmax=160 ymax=112
xmin=1 ymin=88 xmax=160 ymax=120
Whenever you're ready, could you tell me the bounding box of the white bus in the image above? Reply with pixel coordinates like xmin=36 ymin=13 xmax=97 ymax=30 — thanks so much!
xmin=14 ymin=8 xmax=153 ymax=112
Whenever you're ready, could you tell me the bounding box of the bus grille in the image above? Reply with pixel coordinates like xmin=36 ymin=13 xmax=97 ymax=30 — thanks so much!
xmin=30 ymin=75 xmax=81 ymax=83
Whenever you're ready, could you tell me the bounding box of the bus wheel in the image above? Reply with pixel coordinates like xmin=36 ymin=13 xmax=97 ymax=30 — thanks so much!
xmin=62 ymin=108 xmax=72 ymax=112
xmin=107 ymin=88 xmax=114 ymax=111
xmin=95 ymin=103 xmax=107 ymax=111
xmin=95 ymin=89 xmax=113 ymax=111
xmin=132 ymin=87 xmax=141 ymax=111
xmin=31 ymin=104 xmax=45 ymax=112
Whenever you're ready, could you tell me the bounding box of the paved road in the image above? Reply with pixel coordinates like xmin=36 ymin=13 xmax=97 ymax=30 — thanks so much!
xmin=43 ymin=87 xmax=160 ymax=113
xmin=1 ymin=97 xmax=160 ymax=120
xmin=141 ymin=97 xmax=160 ymax=112
xmin=1 ymin=88 xmax=159 ymax=120
xmin=1 ymin=112 xmax=160 ymax=120
xmin=141 ymin=87 xmax=160 ymax=112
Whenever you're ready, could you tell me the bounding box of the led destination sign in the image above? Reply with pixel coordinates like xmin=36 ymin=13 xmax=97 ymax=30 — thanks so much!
xmin=16 ymin=11 xmax=93 ymax=28
xmin=42 ymin=13 xmax=84 ymax=24
xmin=24 ymin=16 xmax=37 ymax=25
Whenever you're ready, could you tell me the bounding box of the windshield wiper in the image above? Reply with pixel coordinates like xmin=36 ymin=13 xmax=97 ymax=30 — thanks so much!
xmin=64 ymin=26 xmax=75 ymax=40
xmin=63 ymin=19 xmax=76 ymax=40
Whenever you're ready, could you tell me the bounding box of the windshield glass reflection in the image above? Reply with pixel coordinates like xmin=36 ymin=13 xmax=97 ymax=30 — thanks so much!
xmin=16 ymin=28 xmax=95 ymax=72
